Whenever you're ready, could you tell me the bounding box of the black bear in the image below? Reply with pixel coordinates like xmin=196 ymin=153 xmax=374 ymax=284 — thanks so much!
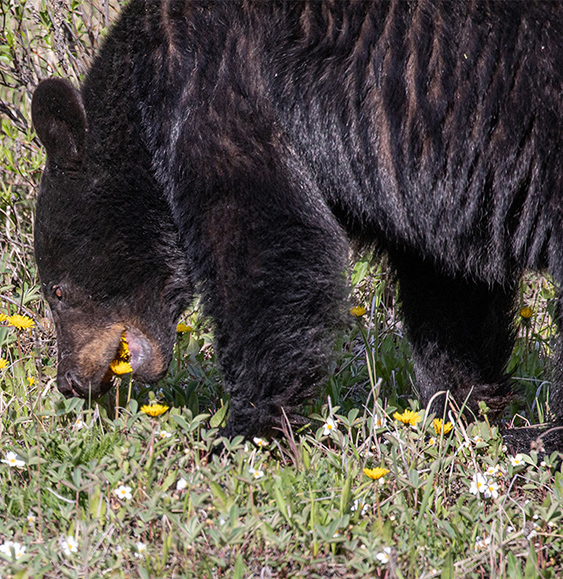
xmin=32 ymin=0 xmax=563 ymax=439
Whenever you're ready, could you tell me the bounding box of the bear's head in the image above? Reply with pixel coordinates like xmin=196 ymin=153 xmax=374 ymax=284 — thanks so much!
xmin=32 ymin=78 xmax=191 ymax=399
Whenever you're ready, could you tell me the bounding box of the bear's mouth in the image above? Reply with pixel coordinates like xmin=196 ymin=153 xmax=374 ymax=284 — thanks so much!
xmin=98 ymin=331 xmax=133 ymax=393
xmin=124 ymin=329 xmax=153 ymax=374
xmin=103 ymin=328 xmax=161 ymax=386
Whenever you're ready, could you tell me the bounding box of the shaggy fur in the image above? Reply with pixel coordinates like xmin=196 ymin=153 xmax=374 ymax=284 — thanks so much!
xmin=33 ymin=0 xmax=563 ymax=437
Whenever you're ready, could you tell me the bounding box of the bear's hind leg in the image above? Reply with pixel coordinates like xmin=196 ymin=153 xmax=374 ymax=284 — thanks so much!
xmin=391 ymin=251 xmax=519 ymax=418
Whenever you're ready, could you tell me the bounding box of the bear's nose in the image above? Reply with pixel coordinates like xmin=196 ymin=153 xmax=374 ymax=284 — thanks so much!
xmin=59 ymin=370 xmax=81 ymax=398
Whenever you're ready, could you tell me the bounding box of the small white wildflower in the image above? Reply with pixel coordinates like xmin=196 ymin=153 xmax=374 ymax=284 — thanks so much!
xmin=219 ymin=517 xmax=226 ymax=526
xmin=474 ymin=535 xmax=491 ymax=551
xmin=322 ymin=417 xmax=338 ymax=436
xmin=428 ymin=437 xmax=436 ymax=446
xmin=472 ymin=435 xmax=483 ymax=444
xmin=469 ymin=473 xmax=487 ymax=495
xmin=249 ymin=466 xmax=264 ymax=480
xmin=485 ymin=465 xmax=499 ymax=477
xmin=351 ymin=499 xmax=368 ymax=516
xmin=484 ymin=480 xmax=499 ymax=499
xmin=502 ymin=444 xmax=507 ymax=452
xmin=61 ymin=536 xmax=78 ymax=556
xmin=376 ymin=546 xmax=392 ymax=564
xmin=1 ymin=451 xmax=25 ymax=468
xmin=510 ymin=454 xmax=524 ymax=467
xmin=134 ymin=541 xmax=147 ymax=558
xmin=506 ymin=526 xmax=515 ymax=534
xmin=12 ymin=542 xmax=25 ymax=560
xmin=253 ymin=437 xmax=269 ymax=448
xmin=0 ymin=541 xmax=25 ymax=560
xmin=176 ymin=477 xmax=188 ymax=491
xmin=114 ymin=484 xmax=133 ymax=500
xmin=157 ymin=429 xmax=172 ymax=439
xmin=71 ymin=418 xmax=86 ymax=431
xmin=374 ymin=414 xmax=387 ymax=429
xmin=26 ymin=512 xmax=35 ymax=526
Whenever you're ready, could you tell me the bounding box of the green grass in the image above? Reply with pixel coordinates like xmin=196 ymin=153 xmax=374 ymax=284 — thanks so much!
xmin=1 ymin=371 xmax=562 ymax=578
xmin=1 ymin=2 xmax=562 ymax=578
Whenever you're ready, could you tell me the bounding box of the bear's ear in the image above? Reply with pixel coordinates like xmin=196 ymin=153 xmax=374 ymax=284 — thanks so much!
xmin=32 ymin=78 xmax=87 ymax=170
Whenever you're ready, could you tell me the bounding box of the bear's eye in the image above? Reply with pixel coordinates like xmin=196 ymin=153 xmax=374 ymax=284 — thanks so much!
xmin=52 ymin=285 xmax=63 ymax=300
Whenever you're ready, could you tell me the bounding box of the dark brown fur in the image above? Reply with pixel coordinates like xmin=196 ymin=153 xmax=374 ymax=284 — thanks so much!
xmin=32 ymin=1 xmax=563 ymax=440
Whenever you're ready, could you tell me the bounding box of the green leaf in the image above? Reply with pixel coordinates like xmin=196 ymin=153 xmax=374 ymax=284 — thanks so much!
xmin=440 ymin=520 xmax=457 ymax=541
xmin=208 ymin=481 xmax=227 ymax=506
xmin=273 ymin=484 xmax=291 ymax=525
xmin=160 ymin=470 xmax=178 ymax=493
xmin=507 ymin=551 xmax=524 ymax=579
xmin=171 ymin=414 xmax=190 ymax=432
xmin=89 ymin=485 xmax=107 ymax=520
xmin=416 ymin=471 xmax=435 ymax=529
xmin=209 ymin=401 xmax=229 ymax=428
xmin=440 ymin=550 xmax=454 ymax=579
xmin=162 ymin=531 xmax=173 ymax=565
xmin=232 ymin=554 xmax=245 ymax=579
xmin=128 ymin=399 xmax=138 ymax=414
xmin=339 ymin=474 xmax=353 ymax=516
xmin=351 ymin=258 xmax=371 ymax=286
xmin=524 ymin=545 xmax=539 ymax=579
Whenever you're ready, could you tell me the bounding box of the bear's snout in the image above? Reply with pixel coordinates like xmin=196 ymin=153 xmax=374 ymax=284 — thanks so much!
xmin=57 ymin=366 xmax=113 ymax=400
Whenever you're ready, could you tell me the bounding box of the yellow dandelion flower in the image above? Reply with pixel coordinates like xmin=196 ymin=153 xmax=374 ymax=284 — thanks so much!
xmin=7 ymin=314 xmax=34 ymax=331
xmin=116 ymin=333 xmax=130 ymax=360
xmin=393 ymin=409 xmax=422 ymax=426
xmin=363 ymin=467 xmax=390 ymax=480
xmin=109 ymin=359 xmax=133 ymax=375
xmin=27 ymin=376 xmax=35 ymax=387
xmin=176 ymin=323 xmax=193 ymax=333
xmin=432 ymin=418 xmax=453 ymax=435
xmin=520 ymin=306 xmax=533 ymax=319
xmin=0 ymin=358 xmax=8 ymax=369
xmin=109 ymin=333 xmax=132 ymax=375
xmin=0 ymin=314 xmax=7 ymax=322
xmin=350 ymin=306 xmax=367 ymax=317
xmin=140 ymin=403 xmax=169 ymax=417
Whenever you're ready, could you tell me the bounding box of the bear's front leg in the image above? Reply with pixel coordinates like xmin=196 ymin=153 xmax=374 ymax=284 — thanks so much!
xmin=180 ymin=163 xmax=349 ymax=439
